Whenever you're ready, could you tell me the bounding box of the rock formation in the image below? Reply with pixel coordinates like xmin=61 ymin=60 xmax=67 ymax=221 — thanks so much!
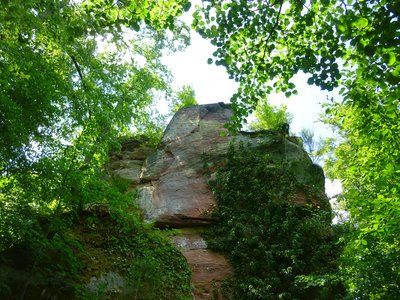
xmin=108 ymin=103 xmax=327 ymax=299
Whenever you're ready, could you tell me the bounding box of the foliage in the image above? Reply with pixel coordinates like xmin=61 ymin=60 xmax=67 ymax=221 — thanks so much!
xmin=0 ymin=194 xmax=192 ymax=299
xmin=298 ymin=128 xmax=329 ymax=165
xmin=0 ymin=0 xmax=188 ymax=239
xmin=194 ymin=0 xmax=399 ymax=128
xmin=74 ymin=208 xmax=192 ymax=300
xmin=195 ymin=1 xmax=400 ymax=297
xmin=170 ymin=84 xmax=198 ymax=113
xmin=0 ymin=0 xmax=186 ymax=247
xmin=0 ymin=0 xmax=193 ymax=298
xmin=249 ymin=98 xmax=293 ymax=132
xmin=1 ymin=0 xmax=190 ymax=166
xmin=204 ymin=143 xmax=344 ymax=299
xmin=322 ymin=100 xmax=400 ymax=298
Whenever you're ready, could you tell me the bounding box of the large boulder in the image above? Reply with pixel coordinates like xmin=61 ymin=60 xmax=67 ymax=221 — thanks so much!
xmin=108 ymin=103 xmax=325 ymax=227
xmin=108 ymin=103 xmax=327 ymax=300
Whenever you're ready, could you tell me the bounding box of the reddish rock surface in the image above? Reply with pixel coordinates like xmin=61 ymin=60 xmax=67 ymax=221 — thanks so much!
xmin=108 ymin=103 xmax=321 ymax=226
xmin=108 ymin=103 xmax=327 ymax=299
xmin=171 ymin=229 xmax=233 ymax=300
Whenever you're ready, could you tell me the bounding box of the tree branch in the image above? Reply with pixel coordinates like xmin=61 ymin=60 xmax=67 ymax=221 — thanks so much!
xmin=251 ymin=0 xmax=284 ymax=87
xmin=260 ymin=0 xmax=284 ymax=62
xmin=70 ymin=54 xmax=87 ymax=91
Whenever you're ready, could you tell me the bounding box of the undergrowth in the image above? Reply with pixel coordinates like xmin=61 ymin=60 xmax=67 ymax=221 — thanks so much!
xmin=0 ymin=175 xmax=192 ymax=299
xmin=204 ymin=142 xmax=346 ymax=299
xmin=73 ymin=208 xmax=192 ymax=300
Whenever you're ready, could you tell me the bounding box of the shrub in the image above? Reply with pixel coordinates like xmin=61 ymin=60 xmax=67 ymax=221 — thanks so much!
xmin=204 ymin=143 xmax=345 ymax=299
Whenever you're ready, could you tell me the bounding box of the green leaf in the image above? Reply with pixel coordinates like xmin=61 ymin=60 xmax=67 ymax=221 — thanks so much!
xmin=352 ymin=17 xmax=368 ymax=29
xmin=387 ymin=52 xmax=396 ymax=66
xmin=336 ymin=23 xmax=347 ymax=33
xmin=183 ymin=1 xmax=192 ymax=12
xmin=391 ymin=65 xmax=400 ymax=77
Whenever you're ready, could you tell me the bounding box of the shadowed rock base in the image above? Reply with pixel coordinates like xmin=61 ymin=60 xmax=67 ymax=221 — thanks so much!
xmin=171 ymin=229 xmax=233 ymax=300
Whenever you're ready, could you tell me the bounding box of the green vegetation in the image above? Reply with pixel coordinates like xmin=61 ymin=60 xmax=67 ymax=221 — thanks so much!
xmin=0 ymin=173 xmax=192 ymax=299
xmin=249 ymin=98 xmax=293 ymax=132
xmin=204 ymin=143 xmax=345 ymax=299
xmin=195 ymin=1 xmax=400 ymax=298
xmin=1 ymin=0 xmax=399 ymax=298
xmin=73 ymin=207 xmax=192 ymax=300
xmin=0 ymin=0 xmax=192 ymax=298
xmin=170 ymin=84 xmax=198 ymax=113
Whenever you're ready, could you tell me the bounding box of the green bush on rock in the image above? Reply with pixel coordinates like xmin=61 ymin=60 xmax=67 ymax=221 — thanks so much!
xmin=0 ymin=175 xmax=192 ymax=300
xmin=73 ymin=209 xmax=192 ymax=300
xmin=204 ymin=142 xmax=345 ymax=299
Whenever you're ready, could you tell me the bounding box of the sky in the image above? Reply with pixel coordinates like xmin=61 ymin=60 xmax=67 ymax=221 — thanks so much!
xmin=160 ymin=5 xmax=343 ymax=202
xmin=162 ymin=30 xmax=338 ymax=139
xmin=161 ymin=0 xmax=343 ymax=139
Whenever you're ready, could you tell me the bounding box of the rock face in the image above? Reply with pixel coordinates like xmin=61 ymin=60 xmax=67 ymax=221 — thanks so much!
xmin=172 ymin=228 xmax=233 ymax=300
xmin=108 ymin=103 xmax=326 ymax=299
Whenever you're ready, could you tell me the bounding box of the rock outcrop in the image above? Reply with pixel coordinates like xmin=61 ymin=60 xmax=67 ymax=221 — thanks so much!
xmin=171 ymin=228 xmax=233 ymax=299
xmin=108 ymin=103 xmax=327 ymax=299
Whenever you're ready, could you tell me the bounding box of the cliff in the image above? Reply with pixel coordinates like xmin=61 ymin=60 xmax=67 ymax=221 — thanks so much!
xmin=108 ymin=103 xmax=328 ymax=299
xmin=0 ymin=103 xmax=332 ymax=300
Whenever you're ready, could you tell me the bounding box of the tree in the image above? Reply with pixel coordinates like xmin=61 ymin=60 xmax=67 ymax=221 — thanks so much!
xmin=0 ymin=0 xmax=191 ymax=243
xmin=298 ymin=128 xmax=327 ymax=165
xmin=194 ymin=0 xmax=400 ymax=298
xmin=0 ymin=0 xmax=191 ymax=166
xmin=0 ymin=0 xmax=193 ymax=296
xmin=249 ymin=98 xmax=293 ymax=132
xmin=170 ymin=84 xmax=198 ymax=113
xmin=322 ymin=99 xmax=400 ymax=298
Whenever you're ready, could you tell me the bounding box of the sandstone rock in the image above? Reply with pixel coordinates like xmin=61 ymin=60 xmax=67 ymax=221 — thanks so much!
xmin=109 ymin=103 xmax=326 ymax=226
xmin=108 ymin=103 xmax=327 ymax=300
xmin=152 ymin=172 xmax=214 ymax=227
xmin=171 ymin=229 xmax=233 ymax=300
xmin=141 ymin=150 xmax=174 ymax=181
xmin=108 ymin=138 xmax=155 ymax=184
xmin=162 ymin=103 xmax=232 ymax=144
xmin=108 ymin=159 xmax=144 ymax=183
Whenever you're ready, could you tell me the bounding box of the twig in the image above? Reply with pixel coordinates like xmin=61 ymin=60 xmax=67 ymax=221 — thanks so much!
xmin=251 ymin=0 xmax=284 ymax=87
xmin=260 ymin=0 xmax=284 ymax=62
xmin=70 ymin=54 xmax=87 ymax=91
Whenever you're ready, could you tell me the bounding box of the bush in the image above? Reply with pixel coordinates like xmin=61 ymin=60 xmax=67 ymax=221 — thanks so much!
xmin=204 ymin=142 xmax=345 ymax=299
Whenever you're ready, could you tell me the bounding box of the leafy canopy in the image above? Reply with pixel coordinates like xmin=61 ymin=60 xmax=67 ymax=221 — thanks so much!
xmin=170 ymin=84 xmax=198 ymax=113
xmin=194 ymin=0 xmax=399 ymax=128
xmin=194 ymin=0 xmax=400 ymax=298
xmin=0 ymin=0 xmax=193 ymax=297
xmin=0 ymin=0 xmax=190 ymax=243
